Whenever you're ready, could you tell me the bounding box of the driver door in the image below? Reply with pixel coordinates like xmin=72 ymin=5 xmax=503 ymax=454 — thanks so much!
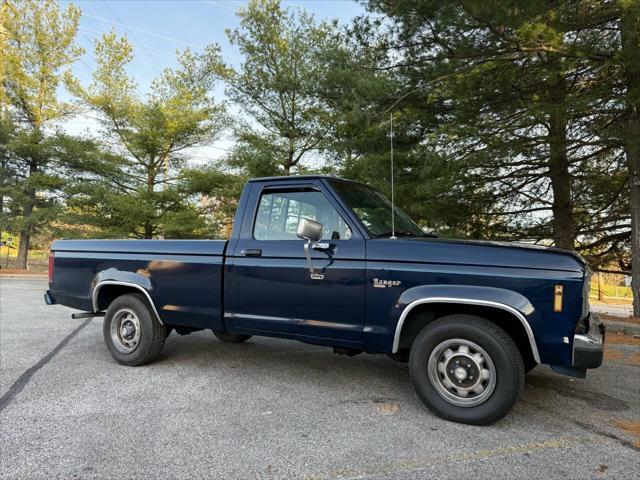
xmin=225 ymin=180 xmax=366 ymax=344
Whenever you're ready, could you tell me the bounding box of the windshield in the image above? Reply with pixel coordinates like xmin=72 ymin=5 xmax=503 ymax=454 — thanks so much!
xmin=329 ymin=180 xmax=425 ymax=238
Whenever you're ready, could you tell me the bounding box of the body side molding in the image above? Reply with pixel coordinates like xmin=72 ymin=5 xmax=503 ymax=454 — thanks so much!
xmin=92 ymin=280 xmax=164 ymax=325
xmin=392 ymin=297 xmax=541 ymax=363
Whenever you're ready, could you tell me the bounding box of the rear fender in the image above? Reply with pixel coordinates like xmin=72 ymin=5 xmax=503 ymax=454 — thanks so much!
xmin=91 ymin=268 xmax=162 ymax=324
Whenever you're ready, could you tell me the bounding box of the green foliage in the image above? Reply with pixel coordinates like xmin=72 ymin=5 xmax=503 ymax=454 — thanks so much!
xmin=356 ymin=0 xmax=630 ymax=266
xmin=215 ymin=0 xmax=340 ymax=175
xmin=67 ymin=32 xmax=227 ymax=239
xmin=0 ymin=0 xmax=84 ymax=267
xmin=1 ymin=0 xmax=83 ymax=125
xmin=181 ymin=165 xmax=246 ymax=237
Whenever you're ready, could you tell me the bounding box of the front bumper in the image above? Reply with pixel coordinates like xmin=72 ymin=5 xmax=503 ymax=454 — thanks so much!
xmin=573 ymin=312 xmax=605 ymax=369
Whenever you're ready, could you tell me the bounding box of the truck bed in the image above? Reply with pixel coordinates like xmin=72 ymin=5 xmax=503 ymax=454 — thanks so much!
xmin=49 ymin=239 xmax=228 ymax=330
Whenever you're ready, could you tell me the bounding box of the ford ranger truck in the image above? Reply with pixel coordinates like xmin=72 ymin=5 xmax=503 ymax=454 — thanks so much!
xmin=45 ymin=175 xmax=605 ymax=425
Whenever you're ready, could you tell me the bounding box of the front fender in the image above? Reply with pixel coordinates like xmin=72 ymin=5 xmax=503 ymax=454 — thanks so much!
xmin=391 ymin=284 xmax=540 ymax=362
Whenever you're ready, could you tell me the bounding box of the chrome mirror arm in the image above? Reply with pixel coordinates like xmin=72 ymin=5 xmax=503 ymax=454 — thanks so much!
xmin=303 ymin=240 xmax=325 ymax=280
xmin=304 ymin=240 xmax=315 ymax=275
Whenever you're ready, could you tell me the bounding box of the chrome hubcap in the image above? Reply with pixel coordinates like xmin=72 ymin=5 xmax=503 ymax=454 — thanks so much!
xmin=454 ymin=367 xmax=467 ymax=381
xmin=427 ymin=338 xmax=496 ymax=407
xmin=110 ymin=309 xmax=141 ymax=354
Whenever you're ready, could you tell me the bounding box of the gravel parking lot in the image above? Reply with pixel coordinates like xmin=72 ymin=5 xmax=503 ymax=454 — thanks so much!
xmin=1 ymin=278 xmax=639 ymax=479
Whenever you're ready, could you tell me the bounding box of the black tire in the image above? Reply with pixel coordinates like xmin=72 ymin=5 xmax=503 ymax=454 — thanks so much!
xmin=103 ymin=293 xmax=167 ymax=366
xmin=212 ymin=330 xmax=252 ymax=343
xmin=409 ymin=314 xmax=524 ymax=425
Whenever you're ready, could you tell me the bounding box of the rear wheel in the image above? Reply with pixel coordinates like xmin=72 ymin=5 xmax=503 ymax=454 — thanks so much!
xmin=103 ymin=293 xmax=167 ymax=366
xmin=409 ymin=314 xmax=524 ymax=425
xmin=212 ymin=330 xmax=252 ymax=343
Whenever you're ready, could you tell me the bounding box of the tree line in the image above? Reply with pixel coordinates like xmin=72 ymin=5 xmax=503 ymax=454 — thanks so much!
xmin=0 ymin=0 xmax=636 ymax=314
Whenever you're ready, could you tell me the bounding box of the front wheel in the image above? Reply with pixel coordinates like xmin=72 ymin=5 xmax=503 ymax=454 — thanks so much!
xmin=409 ymin=314 xmax=524 ymax=425
xmin=103 ymin=293 xmax=167 ymax=366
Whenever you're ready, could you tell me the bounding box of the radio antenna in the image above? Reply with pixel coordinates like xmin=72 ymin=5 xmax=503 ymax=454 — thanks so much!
xmin=390 ymin=113 xmax=396 ymax=239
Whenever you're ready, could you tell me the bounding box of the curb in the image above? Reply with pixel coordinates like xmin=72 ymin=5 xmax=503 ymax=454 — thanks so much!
xmin=603 ymin=320 xmax=640 ymax=336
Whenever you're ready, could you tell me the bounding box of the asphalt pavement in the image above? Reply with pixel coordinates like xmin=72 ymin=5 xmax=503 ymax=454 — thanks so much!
xmin=1 ymin=278 xmax=639 ymax=479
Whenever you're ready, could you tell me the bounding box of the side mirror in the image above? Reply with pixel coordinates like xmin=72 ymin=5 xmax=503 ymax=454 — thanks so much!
xmin=297 ymin=218 xmax=323 ymax=243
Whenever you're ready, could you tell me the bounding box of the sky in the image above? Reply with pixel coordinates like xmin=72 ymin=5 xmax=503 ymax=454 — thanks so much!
xmin=58 ymin=0 xmax=366 ymax=163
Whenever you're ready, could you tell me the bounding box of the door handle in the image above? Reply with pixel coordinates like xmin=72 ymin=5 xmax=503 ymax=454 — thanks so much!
xmin=242 ymin=248 xmax=262 ymax=257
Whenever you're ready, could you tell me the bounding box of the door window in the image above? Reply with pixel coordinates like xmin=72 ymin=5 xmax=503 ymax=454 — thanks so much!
xmin=254 ymin=189 xmax=352 ymax=241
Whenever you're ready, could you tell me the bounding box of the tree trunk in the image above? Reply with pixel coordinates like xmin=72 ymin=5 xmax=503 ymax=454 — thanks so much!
xmin=284 ymin=134 xmax=294 ymax=176
xmin=144 ymin=223 xmax=153 ymax=239
xmin=15 ymin=230 xmax=30 ymax=268
xmin=15 ymin=192 xmax=34 ymax=269
xmin=162 ymin=153 xmax=169 ymax=191
xmin=621 ymin=3 xmax=640 ymax=317
xmin=627 ymin=123 xmax=640 ymax=318
xmin=146 ymin=166 xmax=155 ymax=239
xmin=547 ymin=75 xmax=575 ymax=250
xmin=15 ymin=154 xmax=38 ymax=269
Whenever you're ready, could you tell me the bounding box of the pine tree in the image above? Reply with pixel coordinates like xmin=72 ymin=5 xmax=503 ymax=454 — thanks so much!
xmin=67 ymin=32 xmax=227 ymax=239
xmin=358 ymin=1 xmax=631 ymax=286
xmin=214 ymin=0 xmax=340 ymax=175
xmin=1 ymin=0 xmax=83 ymax=267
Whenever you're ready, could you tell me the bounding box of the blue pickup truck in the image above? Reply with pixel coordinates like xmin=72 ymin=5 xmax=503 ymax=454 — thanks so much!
xmin=45 ymin=175 xmax=604 ymax=424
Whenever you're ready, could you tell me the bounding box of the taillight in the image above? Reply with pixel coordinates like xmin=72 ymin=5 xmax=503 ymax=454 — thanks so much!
xmin=48 ymin=252 xmax=54 ymax=283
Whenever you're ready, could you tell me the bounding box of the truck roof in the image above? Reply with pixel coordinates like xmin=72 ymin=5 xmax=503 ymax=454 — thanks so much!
xmin=248 ymin=174 xmax=360 ymax=184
